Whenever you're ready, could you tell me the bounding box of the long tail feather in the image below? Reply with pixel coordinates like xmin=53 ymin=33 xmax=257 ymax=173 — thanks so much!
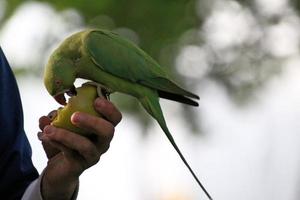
xmin=158 ymin=90 xmax=199 ymax=106
xmin=140 ymin=93 xmax=212 ymax=200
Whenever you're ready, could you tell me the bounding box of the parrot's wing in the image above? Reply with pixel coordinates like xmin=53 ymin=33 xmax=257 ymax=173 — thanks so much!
xmin=85 ymin=30 xmax=199 ymax=104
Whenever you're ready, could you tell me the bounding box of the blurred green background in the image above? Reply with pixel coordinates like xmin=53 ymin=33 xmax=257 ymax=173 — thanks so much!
xmin=1 ymin=0 xmax=300 ymax=199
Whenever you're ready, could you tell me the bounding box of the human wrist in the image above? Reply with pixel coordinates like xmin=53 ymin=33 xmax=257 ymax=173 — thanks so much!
xmin=41 ymin=172 xmax=79 ymax=200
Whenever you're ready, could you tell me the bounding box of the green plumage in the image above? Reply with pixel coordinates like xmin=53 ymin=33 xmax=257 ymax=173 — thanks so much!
xmin=44 ymin=29 xmax=212 ymax=199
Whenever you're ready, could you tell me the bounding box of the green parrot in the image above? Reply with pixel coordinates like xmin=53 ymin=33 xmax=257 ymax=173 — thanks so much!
xmin=44 ymin=29 xmax=212 ymax=200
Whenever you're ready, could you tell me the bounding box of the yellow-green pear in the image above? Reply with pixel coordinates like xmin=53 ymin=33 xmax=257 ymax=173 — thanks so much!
xmin=51 ymin=83 xmax=103 ymax=136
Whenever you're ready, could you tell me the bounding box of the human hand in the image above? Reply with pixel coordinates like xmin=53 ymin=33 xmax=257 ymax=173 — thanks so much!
xmin=38 ymin=97 xmax=122 ymax=200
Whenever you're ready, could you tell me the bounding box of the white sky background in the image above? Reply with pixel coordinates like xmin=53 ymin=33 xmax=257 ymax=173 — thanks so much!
xmin=1 ymin=0 xmax=300 ymax=199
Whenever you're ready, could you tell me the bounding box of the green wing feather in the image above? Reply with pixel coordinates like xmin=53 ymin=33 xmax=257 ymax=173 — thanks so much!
xmin=84 ymin=30 xmax=199 ymax=103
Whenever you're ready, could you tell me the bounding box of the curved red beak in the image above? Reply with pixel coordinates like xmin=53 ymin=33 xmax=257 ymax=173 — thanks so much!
xmin=54 ymin=93 xmax=67 ymax=105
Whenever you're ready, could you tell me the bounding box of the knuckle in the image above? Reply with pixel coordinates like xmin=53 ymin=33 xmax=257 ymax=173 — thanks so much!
xmin=89 ymin=116 xmax=99 ymax=126
xmin=115 ymin=112 xmax=122 ymax=125
xmin=81 ymin=145 xmax=99 ymax=164
xmin=105 ymin=123 xmax=115 ymax=140
xmin=80 ymin=114 xmax=99 ymax=130
xmin=109 ymin=125 xmax=115 ymax=137
xmin=80 ymin=141 xmax=92 ymax=153
xmin=51 ymin=128 xmax=66 ymax=140
xmin=92 ymin=155 xmax=101 ymax=165
xmin=101 ymin=143 xmax=110 ymax=154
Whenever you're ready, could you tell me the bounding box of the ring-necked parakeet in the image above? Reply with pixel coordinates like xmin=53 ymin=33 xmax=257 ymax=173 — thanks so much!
xmin=44 ymin=29 xmax=212 ymax=199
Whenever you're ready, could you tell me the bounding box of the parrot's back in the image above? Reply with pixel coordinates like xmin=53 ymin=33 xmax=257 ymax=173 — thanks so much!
xmin=83 ymin=29 xmax=199 ymax=106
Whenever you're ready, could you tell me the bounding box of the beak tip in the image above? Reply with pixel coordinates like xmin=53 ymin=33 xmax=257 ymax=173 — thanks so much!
xmin=54 ymin=93 xmax=67 ymax=105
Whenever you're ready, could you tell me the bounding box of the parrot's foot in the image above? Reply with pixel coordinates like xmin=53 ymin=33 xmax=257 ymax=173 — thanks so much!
xmin=83 ymin=82 xmax=113 ymax=100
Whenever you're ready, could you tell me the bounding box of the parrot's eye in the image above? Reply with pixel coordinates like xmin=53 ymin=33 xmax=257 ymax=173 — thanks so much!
xmin=55 ymin=80 xmax=62 ymax=86
xmin=73 ymin=57 xmax=81 ymax=63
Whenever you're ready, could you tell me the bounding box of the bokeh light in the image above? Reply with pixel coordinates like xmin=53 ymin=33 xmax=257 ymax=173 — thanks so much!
xmin=1 ymin=0 xmax=300 ymax=199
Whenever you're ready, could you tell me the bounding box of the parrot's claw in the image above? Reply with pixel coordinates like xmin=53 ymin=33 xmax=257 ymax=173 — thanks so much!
xmin=83 ymin=81 xmax=113 ymax=100
xmin=100 ymin=87 xmax=110 ymax=100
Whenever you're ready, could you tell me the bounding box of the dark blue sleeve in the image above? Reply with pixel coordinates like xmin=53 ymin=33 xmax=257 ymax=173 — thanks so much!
xmin=0 ymin=47 xmax=39 ymax=199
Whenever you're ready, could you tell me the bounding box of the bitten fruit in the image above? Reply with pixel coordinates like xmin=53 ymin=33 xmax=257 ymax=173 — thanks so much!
xmin=51 ymin=83 xmax=103 ymax=136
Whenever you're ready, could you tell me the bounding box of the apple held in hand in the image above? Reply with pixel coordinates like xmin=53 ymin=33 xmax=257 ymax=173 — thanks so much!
xmin=51 ymin=83 xmax=105 ymax=136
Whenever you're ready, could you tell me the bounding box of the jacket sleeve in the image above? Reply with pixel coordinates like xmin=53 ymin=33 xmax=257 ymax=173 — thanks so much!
xmin=21 ymin=171 xmax=79 ymax=200
xmin=0 ymin=47 xmax=39 ymax=199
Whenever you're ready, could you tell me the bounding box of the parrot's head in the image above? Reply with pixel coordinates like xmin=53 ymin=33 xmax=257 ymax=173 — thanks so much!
xmin=44 ymin=56 xmax=76 ymax=105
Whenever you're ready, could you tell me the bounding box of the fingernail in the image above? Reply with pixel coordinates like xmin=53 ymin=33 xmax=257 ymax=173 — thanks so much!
xmin=39 ymin=116 xmax=51 ymax=130
xmin=71 ymin=112 xmax=81 ymax=124
xmin=95 ymin=98 xmax=105 ymax=108
xmin=44 ymin=125 xmax=54 ymax=135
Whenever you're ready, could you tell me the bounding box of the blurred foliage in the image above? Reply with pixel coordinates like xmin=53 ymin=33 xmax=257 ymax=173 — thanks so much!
xmin=2 ymin=0 xmax=201 ymax=134
xmin=294 ymin=0 xmax=300 ymax=12
xmin=4 ymin=0 xmax=199 ymax=68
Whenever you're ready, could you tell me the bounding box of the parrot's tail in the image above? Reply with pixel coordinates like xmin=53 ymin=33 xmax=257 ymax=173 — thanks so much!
xmin=158 ymin=90 xmax=199 ymax=106
xmin=139 ymin=92 xmax=213 ymax=200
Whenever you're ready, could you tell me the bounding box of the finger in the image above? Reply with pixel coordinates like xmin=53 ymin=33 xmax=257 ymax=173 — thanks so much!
xmin=70 ymin=112 xmax=113 ymax=154
xmin=94 ymin=98 xmax=122 ymax=126
xmin=38 ymin=132 xmax=61 ymax=159
xmin=39 ymin=110 xmax=58 ymax=130
xmin=47 ymin=110 xmax=58 ymax=121
xmin=86 ymin=133 xmax=111 ymax=154
xmin=39 ymin=116 xmax=52 ymax=131
xmin=47 ymin=140 xmax=87 ymax=166
xmin=43 ymin=125 xmax=101 ymax=167
xmin=71 ymin=112 xmax=115 ymax=143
